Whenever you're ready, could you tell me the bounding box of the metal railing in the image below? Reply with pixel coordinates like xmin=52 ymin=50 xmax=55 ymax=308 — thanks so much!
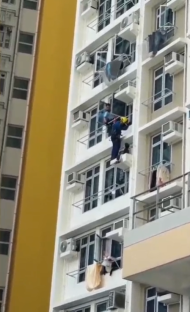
xmin=141 ymin=89 xmax=175 ymax=107
xmin=131 ymin=172 xmax=190 ymax=229
xmin=72 ymin=180 xmax=130 ymax=211
xmin=138 ymin=161 xmax=173 ymax=177
xmin=82 ymin=52 xmax=136 ymax=88
xmin=77 ymin=111 xmax=133 ymax=146
xmin=87 ymin=0 xmax=137 ymax=31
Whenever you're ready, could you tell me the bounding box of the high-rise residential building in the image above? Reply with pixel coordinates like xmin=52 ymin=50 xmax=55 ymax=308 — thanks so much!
xmin=50 ymin=1 xmax=190 ymax=312
xmin=0 ymin=0 xmax=76 ymax=312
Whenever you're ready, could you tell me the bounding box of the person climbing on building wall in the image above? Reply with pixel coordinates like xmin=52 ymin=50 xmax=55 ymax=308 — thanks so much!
xmin=111 ymin=116 xmax=131 ymax=161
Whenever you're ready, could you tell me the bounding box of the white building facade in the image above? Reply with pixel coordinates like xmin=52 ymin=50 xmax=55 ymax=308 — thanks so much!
xmin=50 ymin=1 xmax=190 ymax=312
xmin=0 ymin=0 xmax=41 ymax=310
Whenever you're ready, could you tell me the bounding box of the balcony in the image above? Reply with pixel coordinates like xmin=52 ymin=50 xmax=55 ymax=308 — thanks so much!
xmin=142 ymin=35 xmax=186 ymax=69
xmin=166 ymin=0 xmax=185 ymax=11
xmin=122 ymin=172 xmax=190 ymax=295
xmin=77 ymin=1 xmax=140 ymax=54
xmin=115 ymin=80 xmax=136 ymax=102
xmin=78 ymin=54 xmax=137 ymax=111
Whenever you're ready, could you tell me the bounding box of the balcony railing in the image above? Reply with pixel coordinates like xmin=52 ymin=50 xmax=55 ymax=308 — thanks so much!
xmin=141 ymin=89 xmax=175 ymax=109
xmin=87 ymin=0 xmax=138 ymax=31
xmin=130 ymin=172 xmax=190 ymax=229
xmin=82 ymin=52 xmax=136 ymax=89
xmin=72 ymin=179 xmax=130 ymax=212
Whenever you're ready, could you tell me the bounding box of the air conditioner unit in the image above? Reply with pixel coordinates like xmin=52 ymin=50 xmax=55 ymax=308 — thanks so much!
xmin=59 ymin=238 xmax=78 ymax=259
xmin=119 ymin=12 xmax=139 ymax=41
xmin=67 ymin=172 xmax=84 ymax=184
xmin=66 ymin=172 xmax=85 ymax=192
xmin=81 ymin=0 xmax=98 ymax=20
xmin=72 ymin=111 xmax=90 ymax=130
xmin=158 ymin=293 xmax=180 ymax=305
xmin=164 ymin=52 xmax=184 ymax=75
xmin=108 ymin=291 xmax=125 ymax=310
xmin=120 ymin=12 xmax=139 ymax=31
xmin=162 ymin=196 xmax=181 ymax=211
xmin=162 ymin=121 xmax=182 ymax=145
xmin=115 ymin=80 xmax=136 ymax=102
xmin=75 ymin=51 xmax=92 ymax=74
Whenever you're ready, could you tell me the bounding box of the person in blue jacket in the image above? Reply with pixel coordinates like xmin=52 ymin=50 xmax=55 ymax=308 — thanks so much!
xmin=111 ymin=116 xmax=130 ymax=161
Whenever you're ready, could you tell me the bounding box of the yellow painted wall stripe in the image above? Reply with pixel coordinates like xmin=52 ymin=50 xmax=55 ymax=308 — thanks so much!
xmin=6 ymin=1 xmax=76 ymax=311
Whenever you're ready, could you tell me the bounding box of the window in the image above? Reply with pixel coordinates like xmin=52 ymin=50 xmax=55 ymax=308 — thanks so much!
xmin=0 ymin=230 xmax=10 ymax=255
xmin=116 ymin=0 xmax=138 ymax=19
xmin=12 ymin=77 xmax=29 ymax=100
xmin=6 ymin=125 xmax=23 ymax=149
xmin=153 ymin=67 xmax=173 ymax=111
xmin=98 ymin=0 xmax=111 ymax=32
xmin=156 ymin=6 xmax=174 ymax=30
xmin=84 ymin=165 xmax=100 ymax=212
xmin=70 ymin=307 xmax=90 ymax=312
xmin=0 ymin=175 xmax=17 ymax=200
xmin=151 ymin=134 xmax=171 ymax=167
xmin=101 ymin=225 xmax=122 ymax=269
xmin=93 ymin=44 xmax=108 ymax=88
xmin=0 ymin=288 xmax=4 ymax=310
xmin=23 ymin=0 xmax=38 ymax=10
xmin=96 ymin=302 xmax=108 ymax=312
xmin=88 ymin=105 xmax=103 ymax=148
xmin=113 ymin=36 xmax=136 ymax=65
xmin=104 ymin=160 xmax=129 ymax=203
xmin=77 ymin=233 xmax=95 ymax=282
xmin=18 ymin=32 xmax=34 ymax=54
xmin=0 ymin=72 xmax=6 ymax=95
xmin=146 ymin=288 xmax=168 ymax=312
xmin=0 ymin=25 xmax=12 ymax=49
xmin=2 ymin=0 xmax=14 ymax=3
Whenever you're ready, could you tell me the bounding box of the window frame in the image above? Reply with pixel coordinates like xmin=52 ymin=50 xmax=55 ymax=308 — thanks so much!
xmin=103 ymin=159 xmax=129 ymax=204
xmin=12 ymin=77 xmax=29 ymax=100
xmin=0 ymin=175 xmax=17 ymax=201
xmin=23 ymin=0 xmax=38 ymax=10
xmin=83 ymin=165 xmax=100 ymax=212
xmin=0 ymin=72 xmax=6 ymax=95
xmin=145 ymin=287 xmax=168 ymax=312
xmin=0 ymin=229 xmax=11 ymax=255
xmin=153 ymin=66 xmax=173 ymax=111
xmin=156 ymin=5 xmax=175 ymax=31
xmin=151 ymin=133 xmax=172 ymax=168
xmin=77 ymin=233 xmax=95 ymax=283
xmin=6 ymin=125 xmax=23 ymax=149
xmin=0 ymin=25 xmax=12 ymax=49
xmin=100 ymin=224 xmax=122 ymax=267
xmin=95 ymin=301 xmax=108 ymax=312
xmin=97 ymin=0 xmax=112 ymax=33
xmin=116 ymin=0 xmax=138 ymax=19
xmin=93 ymin=43 xmax=108 ymax=88
xmin=18 ymin=32 xmax=34 ymax=54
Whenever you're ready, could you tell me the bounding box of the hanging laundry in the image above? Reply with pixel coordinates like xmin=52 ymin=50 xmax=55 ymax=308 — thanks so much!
xmin=150 ymin=169 xmax=157 ymax=189
xmin=85 ymin=263 xmax=102 ymax=291
xmin=156 ymin=164 xmax=170 ymax=186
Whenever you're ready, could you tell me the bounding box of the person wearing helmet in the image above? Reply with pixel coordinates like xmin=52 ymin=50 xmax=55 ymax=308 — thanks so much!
xmin=110 ymin=116 xmax=130 ymax=161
